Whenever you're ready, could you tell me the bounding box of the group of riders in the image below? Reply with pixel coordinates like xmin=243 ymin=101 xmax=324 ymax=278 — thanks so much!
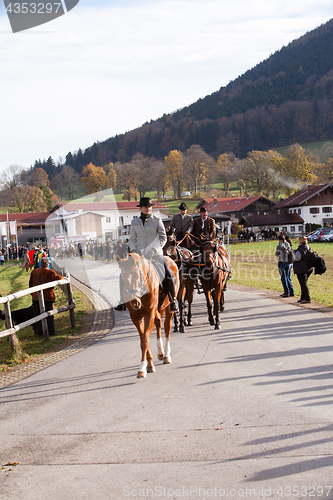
xmin=115 ymin=197 xmax=229 ymax=313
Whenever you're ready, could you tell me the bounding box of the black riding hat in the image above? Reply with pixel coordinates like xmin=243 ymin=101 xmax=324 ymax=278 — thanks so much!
xmin=199 ymin=206 xmax=208 ymax=213
xmin=178 ymin=202 xmax=188 ymax=210
xmin=137 ymin=197 xmax=155 ymax=207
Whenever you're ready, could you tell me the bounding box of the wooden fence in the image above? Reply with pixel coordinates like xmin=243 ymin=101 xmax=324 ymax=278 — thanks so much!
xmin=0 ymin=277 xmax=75 ymax=355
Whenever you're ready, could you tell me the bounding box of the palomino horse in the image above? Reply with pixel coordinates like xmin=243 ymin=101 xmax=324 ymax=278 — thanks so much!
xmin=198 ymin=236 xmax=231 ymax=329
xmin=117 ymin=252 xmax=179 ymax=378
xmin=163 ymin=229 xmax=195 ymax=333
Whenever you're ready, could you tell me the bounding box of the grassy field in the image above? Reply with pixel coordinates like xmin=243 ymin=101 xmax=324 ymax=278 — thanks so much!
xmin=228 ymin=240 xmax=333 ymax=308
xmin=0 ymin=264 xmax=92 ymax=371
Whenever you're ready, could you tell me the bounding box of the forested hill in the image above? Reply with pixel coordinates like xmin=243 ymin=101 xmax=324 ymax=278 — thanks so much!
xmin=40 ymin=17 xmax=333 ymax=174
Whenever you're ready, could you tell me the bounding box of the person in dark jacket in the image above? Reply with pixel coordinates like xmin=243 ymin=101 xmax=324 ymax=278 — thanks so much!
xmin=293 ymin=235 xmax=313 ymax=304
xmin=191 ymin=207 xmax=216 ymax=240
xmin=170 ymin=202 xmax=193 ymax=247
xmin=29 ymin=258 xmax=63 ymax=336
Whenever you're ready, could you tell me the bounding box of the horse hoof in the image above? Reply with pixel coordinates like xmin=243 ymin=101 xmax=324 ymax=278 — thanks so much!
xmin=215 ymin=324 xmax=221 ymax=330
xmin=163 ymin=356 xmax=172 ymax=364
xmin=157 ymin=354 xmax=164 ymax=361
xmin=184 ymin=320 xmax=188 ymax=327
xmin=209 ymin=320 xmax=215 ymax=326
xmin=179 ymin=326 xmax=185 ymax=333
xmin=173 ymin=326 xmax=179 ymax=333
xmin=137 ymin=371 xmax=147 ymax=378
xmin=147 ymin=365 xmax=155 ymax=373
xmin=188 ymin=320 xmax=192 ymax=326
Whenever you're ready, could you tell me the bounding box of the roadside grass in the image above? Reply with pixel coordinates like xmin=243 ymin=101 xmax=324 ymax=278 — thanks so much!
xmin=0 ymin=265 xmax=93 ymax=371
xmin=228 ymin=240 xmax=333 ymax=308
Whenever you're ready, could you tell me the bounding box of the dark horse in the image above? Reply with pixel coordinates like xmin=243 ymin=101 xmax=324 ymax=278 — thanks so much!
xmin=163 ymin=229 xmax=195 ymax=333
xmin=197 ymin=235 xmax=231 ymax=329
xmin=117 ymin=252 xmax=179 ymax=378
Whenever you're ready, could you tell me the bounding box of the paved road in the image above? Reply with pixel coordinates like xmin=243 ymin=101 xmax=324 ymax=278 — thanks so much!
xmin=1 ymin=258 xmax=333 ymax=499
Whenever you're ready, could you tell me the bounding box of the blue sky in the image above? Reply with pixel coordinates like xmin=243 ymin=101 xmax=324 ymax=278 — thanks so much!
xmin=0 ymin=1 xmax=332 ymax=174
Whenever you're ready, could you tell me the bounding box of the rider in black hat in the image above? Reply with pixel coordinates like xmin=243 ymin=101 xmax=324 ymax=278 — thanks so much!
xmin=115 ymin=197 xmax=179 ymax=312
xmin=170 ymin=202 xmax=193 ymax=247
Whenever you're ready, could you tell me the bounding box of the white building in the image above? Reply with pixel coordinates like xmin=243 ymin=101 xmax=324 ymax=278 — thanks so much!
xmin=273 ymin=183 xmax=333 ymax=229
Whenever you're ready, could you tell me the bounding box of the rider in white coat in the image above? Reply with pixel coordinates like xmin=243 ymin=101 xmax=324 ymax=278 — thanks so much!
xmin=115 ymin=197 xmax=178 ymax=312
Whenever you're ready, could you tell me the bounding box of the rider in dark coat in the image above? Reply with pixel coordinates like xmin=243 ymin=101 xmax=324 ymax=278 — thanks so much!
xmin=170 ymin=202 xmax=193 ymax=247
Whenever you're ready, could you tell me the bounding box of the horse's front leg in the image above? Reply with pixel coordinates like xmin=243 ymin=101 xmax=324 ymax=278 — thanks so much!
xmin=138 ymin=314 xmax=155 ymax=378
xmin=178 ymin=286 xmax=186 ymax=333
xmin=186 ymin=280 xmax=194 ymax=326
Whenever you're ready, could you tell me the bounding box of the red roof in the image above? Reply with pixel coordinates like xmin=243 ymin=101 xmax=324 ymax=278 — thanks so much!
xmin=0 ymin=212 xmax=49 ymax=223
xmin=273 ymin=184 xmax=333 ymax=209
xmin=65 ymin=201 xmax=167 ymax=211
xmin=204 ymin=196 xmax=275 ymax=213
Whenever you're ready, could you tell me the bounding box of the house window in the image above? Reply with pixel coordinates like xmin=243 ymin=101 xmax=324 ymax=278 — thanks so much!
xmin=298 ymin=226 xmax=303 ymax=232
xmin=106 ymin=217 xmax=111 ymax=223
xmin=54 ymin=224 xmax=60 ymax=234
xmin=290 ymin=226 xmax=295 ymax=232
xmin=282 ymin=227 xmax=287 ymax=232
xmin=298 ymin=209 xmax=301 ymax=215
xmin=293 ymin=209 xmax=297 ymax=213
xmin=119 ymin=216 xmax=124 ymax=227
xmin=322 ymin=207 xmax=332 ymax=213
xmin=310 ymin=207 xmax=320 ymax=214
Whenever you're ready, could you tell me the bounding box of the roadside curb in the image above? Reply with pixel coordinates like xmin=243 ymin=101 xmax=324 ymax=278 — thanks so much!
xmin=0 ymin=277 xmax=113 ymax=390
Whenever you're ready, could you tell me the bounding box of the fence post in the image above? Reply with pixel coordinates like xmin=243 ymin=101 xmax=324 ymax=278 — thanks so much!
xmin=4 ymin=301 xmax=21 ymax=356
xmin=38 ymin=289 xmax=49 ymax=341
xmin=67 ymin=282 xmax=76 ymax=328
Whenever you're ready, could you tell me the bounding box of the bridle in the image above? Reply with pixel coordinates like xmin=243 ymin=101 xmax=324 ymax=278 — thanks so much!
xmin=120 ymin=257 xmax=150 ymax=300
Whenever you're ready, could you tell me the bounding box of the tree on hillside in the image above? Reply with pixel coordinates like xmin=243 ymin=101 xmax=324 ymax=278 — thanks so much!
xmin=216 ymin=153 xmax=238 ymax=196
xmin=81 ymin=163 xmax=108 ymax=195
xmin=164 ymin=150 xmax=183 ymax=198
xmin=130 ymin=154 xmax=156 ymax=199
xmin=11 ymin=186 xmax=47 ymax=213
xmin=106 ymin=163 xmax=117 ymax=191
xmin=243 ymin=150 xmax=283 ymax=197
xmin=29 ymin=167 xmax=50 ymax=187
xmin=271 ymin=144 xmax=318 ymax=193
xmin=183 ymin=145 xmax=214 ymax=194
xmin=115 ymin=161 xmax=139 ymax=201
xmin=1 ymin=164 xmax=25 ymax=190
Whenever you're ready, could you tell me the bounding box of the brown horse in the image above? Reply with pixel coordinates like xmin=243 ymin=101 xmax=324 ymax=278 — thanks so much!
xmin=117 ymin=252 xmax=179 ymax=378
xmin=198 ymin=236 xmax=231 ymax=329
xmin=163 ymin=229 xmax=195 ymax=333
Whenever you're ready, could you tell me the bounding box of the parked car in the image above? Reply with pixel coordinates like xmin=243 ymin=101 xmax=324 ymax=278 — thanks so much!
xmin=181 ymin=191 xmax=191 ymax=197
xmin=320 ymin=229 xmax=333 ymax=242
xmin=308 ymin=227 xmax=332 ymax=242
xmin=307 ymin=229 xmax=322 ymax=242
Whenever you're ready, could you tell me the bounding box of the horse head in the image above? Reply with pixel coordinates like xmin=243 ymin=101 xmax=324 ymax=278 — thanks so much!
xmin=117 ymin=253 xmax=147 ymax=310
xmin=163 ymin=227 xmax=177 ymax=258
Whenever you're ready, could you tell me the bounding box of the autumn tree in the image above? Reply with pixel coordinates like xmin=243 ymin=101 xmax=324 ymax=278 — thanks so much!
xmin=272 ymin=144 xmax=318 ymax=194
xmin=11 ymin=186 xmax=47 ymax=213
xmin=81 ymin=163 xmax=108 ymax=195
xmin=216 ymin=153 xmax=237 ymax=196
xmin=29 ymin=167 xmax=50 ymax=187
xmin=106 ymin=163 xmax=117 ymax=190
xmin=115 ymin=161 xmax=139 ymax=201
xmin=164 ymin=150 xmax=183 ymax=198
xmin=183 ymin=145 xmax=214 ymax=194
xmin=243 ymin=150 xmax=283 ymax=198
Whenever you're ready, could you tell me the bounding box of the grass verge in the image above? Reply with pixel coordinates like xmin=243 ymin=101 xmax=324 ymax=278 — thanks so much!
xmin=0 ymin=264 xmax=93 ymax=371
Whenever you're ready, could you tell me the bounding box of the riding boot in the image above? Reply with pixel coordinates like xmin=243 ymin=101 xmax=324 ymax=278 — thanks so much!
xmin=164 ymin=277 xmax=179 ymax=313
xmin=114 ymin=276 xmax=126 ymax=312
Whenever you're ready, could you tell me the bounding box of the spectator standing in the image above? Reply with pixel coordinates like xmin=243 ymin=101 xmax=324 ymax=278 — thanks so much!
xmin=293 ymin=235 xmax=313 ymax=304
xmin=29 ymin=258 xmax=63 ymax=336
xmin=275 ymin=234 xmax=294 ymax=297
